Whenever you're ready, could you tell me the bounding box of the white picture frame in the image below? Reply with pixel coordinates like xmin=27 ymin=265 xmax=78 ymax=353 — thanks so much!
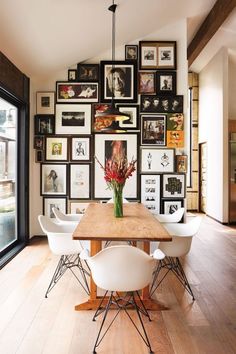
xmin=141 ymin=174 xmax=160 ymax=214
xmin=41 ymin=164 xmax=67 ymax=195
xmin=36 ymin=92 xmax=55 ymax=114
xmin=163 ymin=174 xmax=186 ymax=198
xmin=55 ymin=104 xmax=91 ymax=135
xmin=43 ymin=197 xmax=67 ymax=218
xmin=69 ymin=164 xmax=90 ymax=199
xmin=140 ymin=148 xmax=174 ymax=173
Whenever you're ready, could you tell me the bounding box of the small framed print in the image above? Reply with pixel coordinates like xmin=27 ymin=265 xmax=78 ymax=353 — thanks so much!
xmin=68 ymin=69 xmax=77 ymax=81
xmin=163 ymin=173 xmax=186 ymax=198
xmin=125 ymin=45 xmax=138 ymax=60
xmin=34 ymin=115 xmax=55 ymax=135
xmin=70 ymin=201 xmax=91 ymax=214
xmin=140 ymin=95 xmax=183 ymax=113
xmin=141 ymin=115 xmax=166 ymax=145
xmin=41 ymin=163 xmax=67 ymax=196
xmin=45 ymin=136 xmax=68 ymax=161
xmin=93 ymin=104 xmax=112 ymax=132
xmin=56 ymin=82 xmax=99 ymax=103
xmin=167 ymin=113 xmax=184 ymax=131
xmin=138 ymin=71 xmax=156 ymax=94
xmin=156 ymin=71 xmax=176 ymax=95
xmin=71 ymin=136 xmax=91 ymax=161
xmin=34 ymin=136 xmax=44 ymax=150
xmin=116 ymin=105 xmax=139 ymax=130
xmin=162 ymin=199 xmax=184 ymax=215
xmin=35 ymin=150 xmax=44 ymax=163
xmin=43 ymin=197 xmax=67 ymax=219
xmin=36 ymin=92 xmax=55 ymax=114
xmin=69 ymin=164 xmax=91 ymax=199
xmin=77 ymin=63 xmax=99 ymax=82
xmin=167 ymin=130 xmax=184 ymax=148
xmin=141 ymin=174 xmax=161 ymax=214
xmin=176 ymin=155 xmax=187 ymax=173
xmin=55 ymin=104 xmax=91 ymax=135
xmin=140 ymin=148 xmax=174 ymax=173
xmin=139 ymin=41 xmax=177 ymax=70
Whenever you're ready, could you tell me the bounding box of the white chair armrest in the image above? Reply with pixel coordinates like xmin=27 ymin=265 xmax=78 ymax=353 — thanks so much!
xmin=152 ymin=249 xmax=165 ymax=260
xmin=79 ymin=248 xmax=90 ymax=260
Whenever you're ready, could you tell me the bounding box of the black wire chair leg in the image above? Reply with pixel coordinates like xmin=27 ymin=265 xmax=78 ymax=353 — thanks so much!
xmin=45 ymin=255 xmax=67 ymax=298
xmin=175 ymin=258 xmax=195 ymax=300
xmin=92 ymin=291 xmax=108 ymax=321
xmin=135 ymin=291 xmax=151 ymax=321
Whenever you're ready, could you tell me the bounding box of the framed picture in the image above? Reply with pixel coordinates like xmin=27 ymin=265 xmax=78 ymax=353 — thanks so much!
xmin=116 ymin=105 xmax=139 ymax=130
xmin=141 ymin=115 xmax=166 ymax=145
xmin=141 ymin=174 xmax=161 ymax=214
xmin=56 ymin=82 xmax=99 ymax=103
xmin=100 ymin=60 xmax=137 ymax=103
xmin=140 ymin=148 xmax=174 ymax=173
xmin=34 ymin=115 xmax=55 ymax=135
xmin=125 ymin=45 xmax=138 ymax=60
xmin=35 ymin=150 xmax=44 ymax=163
xmin=41 ymin=163 xmax=67 ymax=196
xmin=69 ymin=164 xmax=91 ymax=199
xmin=71 ymin=136 xmax=91 ymax=161
xmin=92 ymin=104 xmax=112 ymax=132
xmin=43 ymin=197 xmax=67 ymax=219
xmin=77 ymin=63 xmax=99 ymax=82
xmin=45 ymin=136 xmax=68 ymax=161
xmin=36 ymin=92 xmax=55 ymax=114
xmin=68 ymin=69 xmax=77 ymax=81
xmin=94 ymin=134 xmax=138 ymax=199
xmin=139 ymin=41 xmax=177 ymax=70
xmin=55 ymin=104 xmax=91 ymax=135
xmin=176 ymin=155 xmax=188 ymax=173
xmin=167 ymin=130 xmax=184 ymax=148
xmin=70 ymin=201 xmax=91 ymax=214
xmin=138 ymin=71 xmax=156 ymax=94
xmin=162 ymin=199 xmax=184 ymax=215
xmin=156 ymin=71 xmax=176 ymax=95
xmin=34 ymin=136 xmax=44 ymax=150
xmin=162 ymin=173 xmax=186 ymax=198
xmin=167 ymin=113 xmax=184 ymax=131
xmin=140 ymin=95 xmax=183 ymax=113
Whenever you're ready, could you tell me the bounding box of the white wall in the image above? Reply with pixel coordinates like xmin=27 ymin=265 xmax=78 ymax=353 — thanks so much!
xmin=228 ymin=54 xmax=236 ymax=119
xmin=30 ymin=20 xmax=188 ymax=236
xmin=198 ymin=48 xmax=228 ymax=223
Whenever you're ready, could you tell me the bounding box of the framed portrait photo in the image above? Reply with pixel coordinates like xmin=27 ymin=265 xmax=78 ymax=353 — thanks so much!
xmin=34 ymin=115 xmax=55 ymax=135
xmin=68 ymin=69 xmax=77 ymax=82
xmin=125 ymin=45 xmax=138 ymax=60
xmin=43 ymin=197 xmax=67 ymax=219
xmin=69 ymin=164 xmax=91 ymax=199
xmin=162 ymin=173 xmax=186 ymax=198
xmin=138 ymin=71 xmax=156 ymax=94
xmin=100 ymin=60 xmax=137 ymax=103
xmin=140 ymin=95 xmax=183 ymax=114
xmin=139 ymin=41 xmax=177 ymax=70
xmin=176 ymin=155 xmax=188 ymax=173
xmin=36 ymin=92 xmax=55 ymax=114
xmin=45 ymin=136 xmax=68 ymax=161
xmin=56 ymin=82 xmax=99 ymax=103
xmin=94 ymin=134 xmax=138 ymax=199
xmin=41 ymin=163 xmax=67 ymax=196
xmin=156 ymin=71 xmax=176 ymax=95
xmin=116 ymin=105 xmax=139 ymax=130
xmin=140 ymin=148 xmax=175 ymax=173
xmin=55 ymin=104 xmax=91 ymax=135
xmin=77 ymin=63 xmax=99 ymax=82
xmin=162 ymin=199 xmax=184 ymax=215
xmin=141 ymin=115 xmax=166 ymax=146
xmin=141 ymin=174 xmax=161 ymax=214
xmin=34 ymin=136 xmax=44 ymax=150
xmin=70 ymin=136 xmax=91 ymax=161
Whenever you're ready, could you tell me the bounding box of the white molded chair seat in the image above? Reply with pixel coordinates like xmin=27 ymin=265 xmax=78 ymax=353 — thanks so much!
xmin=154 ymin=207 xmax=185 ymax=223
xmin=107 ymin=197 xmax=129 ymax=204
xmin=52 ymin=207 xmax=83 ymax=224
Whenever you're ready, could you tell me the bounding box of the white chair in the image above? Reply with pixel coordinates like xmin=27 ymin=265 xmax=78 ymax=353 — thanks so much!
xmin=80 ymin=245 xmax=165 ymax=354
xmin=52 ymin=207 xmax=84 ymax=223
xmin=38 ymin=215 xmax=90 ymax=298
xmin=150 ymin=216 xmax=202 ymax=300
xmin=154 ymin=207 xmax=185 ymax=223
xmin=107 ymin=197 xmax=129 ymax=203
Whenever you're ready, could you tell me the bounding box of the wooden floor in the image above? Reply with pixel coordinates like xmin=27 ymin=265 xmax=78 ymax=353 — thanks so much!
xmin=0 ymin=215 xmax=236 ymax=354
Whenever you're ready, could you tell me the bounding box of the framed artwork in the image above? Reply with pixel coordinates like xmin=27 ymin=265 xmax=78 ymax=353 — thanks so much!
xmin=140 ymin=148 xmax=174 ymax=173
xmin=100 ymin=60 xmax=137 ymax=103
xmin=56 ymin=82 xmax=99 ymax=103
xmin=176 ymin=155 xmax=188 ymax=173
xmin=36 ymin=92 xmax=55 ymax=114
xmin=141 ymin=115 xmax=166 ymax=146
xmin=116 ymin=105 xmax=139 ymax=130
xmin=138 ymin=71 xmax=156 ymax=94
xmin=139 ymin=41 xmax=177 ymax=70
xmin=34 ymin=136 xmax=44 ymax=150
xmin=140 ymin=95 xmax=183 ymax=113
xmin=162 ymin=199 xmax=184 ymax=215
xmin=94 ymin=134 xmax=138 ymax=199
xmin=43 ymin=197 xmax=67 ymax=219
xmin=162 ymin=173 xmax=186 ymax=198
xmin=55 ymin=104 xmax=91 ymax=135
xmin=35 ymin=150 xmax=44 ymax=163
xmin=68 ymin=69 xmax=77 ymax=81
xmin=167 ymin=130 xmax=184 ymax=148
xmin=41 ymin=163 xmax=67 ymax=196
xmin=34 ymin=115 xmax=55 ymax=135
xmin=69 ymin=164 xmax=91 ymax=199
xmin=93 ymin=104 xmax=112 ymax=132
xmin=45 ymin=136 xmax=68 ymax=161
xmin=125 ymin=45 xmax=138 ymax=60
xmin=70 ymin=136 xmax=91 ymax=161
xmin=77 ymin=63 xmax=99 ymax=82
xmin=70 ymin=202 xmax=91 ymax=214
xmin=141 ymin=174 xmax=161 ymax=214
xmin=156 ymin=71 xmax=176 ymax=95
xmin=167 ymin=113 xmax=184 ymax=131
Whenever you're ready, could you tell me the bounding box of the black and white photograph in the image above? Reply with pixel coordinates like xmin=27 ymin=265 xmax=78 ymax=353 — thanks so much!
xmin=100 ymin=61 xmax=137 ymax=103
xmin=56 ymin=82 xmax=99 ymax=103
xmin=77 ymin=63 xmax=99 ymax=82
xmin=141 ymin=115 xmax=166 ymax=145
xmin=163 ymin=173 xmax=186 ymax=198
xmin=36 ymin=92 xmax=55 ymax=114
xmin=125 ymin=45 xmax=138 ymax=60
xmin=140 ymin=148 xmax=175 ymax=173
xmin=55 ymin=104 xmax=91 ymax=134
xmin=45 ymin=136 xmax=68 ymax=161
xmin=162 ymin=199 xmax=183 ymax=215
xmin=156 ymin=71 xmax=176 ymax=95
xmin=140 ymin=95 xmax=183 ymax=113
xmin=34 ymin=115 xmax=55 ymax=135
xmin=43 ymin=197 xmax=67 ymax=218
xmin=141 ymin=174 xmax=160 ymax=214
xmin=69 ymin=164 xmax=90 ymax=199
xmin=68 ymin=69 xmax=77 ymax=81
xmin=116 ymin=105 xmax=139 ymax=129
xmin=71 ymin=136 xmax=91 ymax=161
xmin=139 ymin=41 xmax=176 ymax=70
xmin=41 ymin=164 xmax=67 ymax=196
xmin=158 ymin=43 xmax=176 ymax=69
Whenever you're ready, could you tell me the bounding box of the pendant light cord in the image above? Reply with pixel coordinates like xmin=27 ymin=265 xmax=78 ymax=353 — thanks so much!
xmin=108 ymin=0 xmax=117 ymax=105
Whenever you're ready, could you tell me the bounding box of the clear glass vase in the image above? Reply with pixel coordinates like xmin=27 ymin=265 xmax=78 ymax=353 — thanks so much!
xmin=113 ymin=185 xmax=124 ymax=218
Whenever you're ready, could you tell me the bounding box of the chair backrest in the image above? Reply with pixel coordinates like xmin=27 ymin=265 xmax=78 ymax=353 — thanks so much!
xmin=87 ymin=245 xmax=155 ymax=292
xmin=107 ymin=198 xmax=129 ymax=204
xmin=154 ymin=207 xmax=185 ymax=223
xmin=52 ymin=207 xmax=83 ymax=223
xmin=158 ymin=216 xmax=202 ymax=257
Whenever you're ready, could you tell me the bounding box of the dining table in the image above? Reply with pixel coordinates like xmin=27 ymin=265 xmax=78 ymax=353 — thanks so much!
xmin=72 ymin=202 xmax=172 ymax=311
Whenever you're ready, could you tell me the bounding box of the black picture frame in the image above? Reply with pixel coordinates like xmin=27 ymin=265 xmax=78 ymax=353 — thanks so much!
xmin=34 ymin=135 xmax=44 ymax=150
xmin=116 ymin=104 xmax=139 ymax=130
xmin=43 ymin=197 xmax=67 ymax=218
xmin=162 ymin=173 xmax=186 ymax=198
xmin=45 ymin=136 xmax=69 ymax=162
xmin=140 ymin=95 xmax=183 ymax=113
xmin=70 ymin=135 xmax=92 ymax=161
xmin=40 ymin=163 xmax=67 ymax=196
xmin=77 ymin=63 xmax=100 ymax=82
xmin=139 ymin=41 xmax=177 ymax=70
xmin=68 ymin=69 xmax=77 ymax=82
xmin=34 ymin=114 xmax=55 ymax=135
xmin=156 ymin=71 xmax=176 ymax=96
xmin=138 ymin=71 xmax=156 ymax=94
xmin=141 ymin=115 xmax=166 ymax=146
xmin=56 ymin=82 xmax=99 ymax=103
xmin=161 ymin=198 xmax=184 ymax=215
xmin=69 ymin=163 xmax=91 ymax=200
xmin=125 ymin=45 xmax=138 ymax=61
xmin=35 ymin=150 xmax=44 ymax=163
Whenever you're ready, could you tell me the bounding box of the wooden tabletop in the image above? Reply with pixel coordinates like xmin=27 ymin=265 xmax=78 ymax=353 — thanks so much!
xmin=73 ymin=203 xmax=172 ymax=242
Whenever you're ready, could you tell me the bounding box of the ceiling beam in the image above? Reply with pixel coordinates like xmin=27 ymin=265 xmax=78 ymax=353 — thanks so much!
xmin=187 ymin=0 xmax=236 ymax=67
